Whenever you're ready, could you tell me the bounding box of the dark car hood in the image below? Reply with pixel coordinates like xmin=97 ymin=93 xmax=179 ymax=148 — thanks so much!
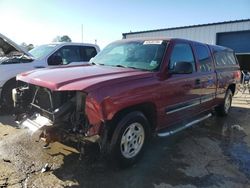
xmin=17 ymin=65 xmax=153 ymax=91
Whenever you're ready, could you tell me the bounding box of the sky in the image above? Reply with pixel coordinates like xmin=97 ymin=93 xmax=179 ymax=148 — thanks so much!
xmin=0 ymin=0 xmax=250 ymax=49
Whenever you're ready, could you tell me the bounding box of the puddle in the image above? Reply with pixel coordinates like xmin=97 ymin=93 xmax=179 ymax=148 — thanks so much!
xmin=220 ymin=125 xmax=250 ymax=179
xmin=200 ymin=108 xmax=250 ymax=180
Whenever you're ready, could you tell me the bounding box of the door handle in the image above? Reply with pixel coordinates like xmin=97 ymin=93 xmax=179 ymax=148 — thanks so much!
xmin=34 ymin=66 xmax=45 ymax=68
xmin=195 ymin=79 xmax=201 ymax=85
xmin=207 ymin=76 xmax=213 ymax=80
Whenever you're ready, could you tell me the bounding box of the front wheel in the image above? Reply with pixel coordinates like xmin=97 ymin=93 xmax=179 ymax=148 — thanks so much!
xmin=109 ymin=111 xmax=150 ymax=167
xmin=1 ymin=80 xmax=16 ymax=112
xmin=216 ymin=89 xmax=233 ymax=116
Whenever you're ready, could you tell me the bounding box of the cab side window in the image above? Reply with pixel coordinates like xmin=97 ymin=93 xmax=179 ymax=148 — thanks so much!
xmin=48 ymin=46 xmax=81 ymax=65
xmin=169 ymin=43 xmax=195 ymax=72
xmin=194 ymin=44 xmax=212 ymax=72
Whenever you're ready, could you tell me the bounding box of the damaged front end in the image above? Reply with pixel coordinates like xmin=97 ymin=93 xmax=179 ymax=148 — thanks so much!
xmin=12 ymin=81 xmax=100 ymax=150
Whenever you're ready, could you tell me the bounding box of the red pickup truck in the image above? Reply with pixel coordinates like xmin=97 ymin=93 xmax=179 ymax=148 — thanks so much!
xmin=13 ymin=38 xmax=240 ymax=167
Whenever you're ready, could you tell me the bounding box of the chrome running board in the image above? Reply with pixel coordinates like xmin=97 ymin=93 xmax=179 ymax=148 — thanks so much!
xmin=157 ymin=113 xmax=212 ymax=137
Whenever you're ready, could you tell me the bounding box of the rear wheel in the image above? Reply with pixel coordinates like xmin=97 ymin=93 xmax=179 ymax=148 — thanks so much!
xmin=109 ymin=111 xmax=150 ymax=167
xmin=216 ymin=89 xmax=233 ymax=116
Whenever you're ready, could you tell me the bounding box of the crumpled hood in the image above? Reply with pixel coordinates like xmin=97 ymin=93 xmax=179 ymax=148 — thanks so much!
xmin=0 ymin=33 xmax=33 ymax=58
xmin=17 ymin=65 xmax=153 ymax=91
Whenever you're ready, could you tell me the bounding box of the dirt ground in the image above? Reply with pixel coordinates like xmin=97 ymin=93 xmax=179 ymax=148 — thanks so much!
xmin=0 ymin=93 xmax=250 ymax=188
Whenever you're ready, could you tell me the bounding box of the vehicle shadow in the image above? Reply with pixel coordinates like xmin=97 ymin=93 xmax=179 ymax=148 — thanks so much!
xmin=0 ymin=114 xmax=17 ymax=128
xmin=0 ymin=106 xmax=21 ymax=128
xmin=52 ymin=106 xmax=250 ymax=188
xmin=52 ymin=136 xmax=193 ymax=188
xmin=0 ymin=106 xmax=13 ymax=115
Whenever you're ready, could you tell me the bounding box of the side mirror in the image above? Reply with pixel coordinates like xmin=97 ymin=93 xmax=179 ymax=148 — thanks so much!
xmin=48 ymin=55 xmax=63 ymax=65
xmin=173 ymin=61 xmax=193 ymax=74
xmin=89 ymin=57 xmax=94 ymax=63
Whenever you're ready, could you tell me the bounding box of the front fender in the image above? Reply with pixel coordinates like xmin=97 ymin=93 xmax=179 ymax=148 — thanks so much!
xmin=85 ymin=93 xmax=119 ymax=122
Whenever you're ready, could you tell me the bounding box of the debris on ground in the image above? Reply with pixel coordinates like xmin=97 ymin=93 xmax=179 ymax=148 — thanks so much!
xmin=3 ymin=159 xmax=11 ymax=163
xmin=41 ymin=163 xmax=50 ymax=173
xmin=231 ymin=124 xmax=244 ymax=131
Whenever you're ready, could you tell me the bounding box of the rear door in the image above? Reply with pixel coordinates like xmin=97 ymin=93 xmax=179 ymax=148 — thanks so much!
xmin=159 ymin=41 xmax=202 ymax=129
xmin=193 ymin=43 xmax=217 ymax=109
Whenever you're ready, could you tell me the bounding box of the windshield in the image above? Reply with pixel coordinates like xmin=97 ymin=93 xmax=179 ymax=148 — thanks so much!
xmin=29 ymin=44 xmax=57 ymax=59
xmin=92 ymin=40 xmax=167 ymax=71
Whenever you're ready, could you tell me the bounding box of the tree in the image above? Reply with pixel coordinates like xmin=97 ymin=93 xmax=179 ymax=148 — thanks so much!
xmin=27 ymin=44 xmax=34 ymax=51
xmin=52 ymin=36 xmax=61 ymax=42
xmin=52 ymin=35 xmax=72 ymax=42
xmin=60 ymin=35 xmax=72 ymax=42
xmin=20 ymin=43 xmax=34 ymax=51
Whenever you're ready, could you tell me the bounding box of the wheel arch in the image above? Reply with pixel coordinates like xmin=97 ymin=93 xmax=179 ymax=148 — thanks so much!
xmin=1 ymin=77 xmax=16 ymax=99
xmin=227 ymin=83 xmax=236 ymax=95
xmin=105 ymin=102 xmax=157 ymax=141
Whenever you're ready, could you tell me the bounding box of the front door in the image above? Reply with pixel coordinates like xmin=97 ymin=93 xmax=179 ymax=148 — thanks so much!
xmin=158 ymin=41 xmax=202 ymax=129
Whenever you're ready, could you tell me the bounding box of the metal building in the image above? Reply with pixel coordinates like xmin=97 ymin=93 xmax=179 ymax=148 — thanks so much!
xmin=123 ymin=19 xmax=250 ymax=70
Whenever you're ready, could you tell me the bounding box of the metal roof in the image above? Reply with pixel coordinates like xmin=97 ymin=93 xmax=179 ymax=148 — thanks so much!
xmin=122 ymin=19 xmax=250 ymax=36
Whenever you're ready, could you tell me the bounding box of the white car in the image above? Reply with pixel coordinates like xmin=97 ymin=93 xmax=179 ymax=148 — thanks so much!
xmin=0 ymin=33 xmax=100 ymax=110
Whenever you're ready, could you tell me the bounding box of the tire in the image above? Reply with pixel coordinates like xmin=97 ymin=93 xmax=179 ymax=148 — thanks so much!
xmin=109 ymin=111 xmax=150 ymax=168
xmin=216 ymin=89 xmax=233 ymax=116
xmin=1 ymin=80 xmax=16 ymax=112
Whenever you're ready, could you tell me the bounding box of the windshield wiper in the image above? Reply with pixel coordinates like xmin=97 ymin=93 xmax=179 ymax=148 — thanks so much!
xmin=113 ymin=64 xmax=146 ymax=71
xmin=127 ymin=66 xmax=138 ymax=69
xmin=90 ymin=62 xmax=104 ymax=66
xmin=114 ymin=64 xmax=127 ymax=68
xmin=127 ymin=66 xmax=147 ymax=71
xmin=90 ymin=61 xmax=97 ymax=65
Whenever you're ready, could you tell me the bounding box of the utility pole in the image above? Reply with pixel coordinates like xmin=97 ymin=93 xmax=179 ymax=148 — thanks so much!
xmin=81 ymin=24 xmax=83 ymax=42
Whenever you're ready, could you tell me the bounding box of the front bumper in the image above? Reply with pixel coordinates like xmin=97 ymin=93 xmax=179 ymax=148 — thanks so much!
xmin=19 ymin=113 xmax=100 ymax=145
xmin=19 ymin=113 xmax=53 ymax=132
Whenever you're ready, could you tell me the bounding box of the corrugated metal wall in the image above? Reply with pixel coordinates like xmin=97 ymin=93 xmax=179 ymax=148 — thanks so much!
xmin=124 ymin=20 xmax=250 ymax=45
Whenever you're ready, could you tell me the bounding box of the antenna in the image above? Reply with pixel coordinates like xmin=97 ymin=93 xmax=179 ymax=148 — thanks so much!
xmin=81 ymin=24 xmax=83 ymax=42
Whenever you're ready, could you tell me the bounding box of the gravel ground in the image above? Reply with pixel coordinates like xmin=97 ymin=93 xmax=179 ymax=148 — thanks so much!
xmin=0 ymin=93 xmax=250 ymax=188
